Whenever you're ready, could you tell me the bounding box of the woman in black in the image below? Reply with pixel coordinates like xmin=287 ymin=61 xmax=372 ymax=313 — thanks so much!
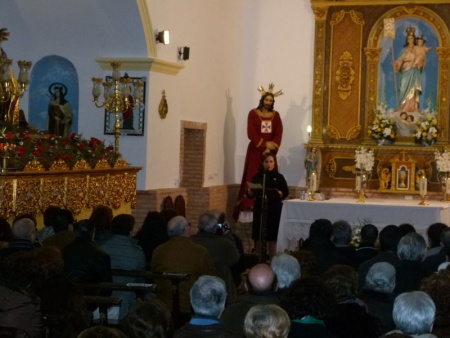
xmin=249 ymin=153 xmax=289 ymax=260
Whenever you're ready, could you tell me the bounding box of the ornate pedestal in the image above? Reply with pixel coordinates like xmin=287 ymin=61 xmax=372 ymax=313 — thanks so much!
xmin=0 ymin=158 xmax=141 ymax=227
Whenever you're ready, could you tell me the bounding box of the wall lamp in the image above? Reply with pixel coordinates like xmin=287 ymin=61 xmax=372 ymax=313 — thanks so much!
xmin=156 ymin=30 xmax=170 ymax=45
xmin=307 ymin=125 xmax=312 ymax=139
xmin=178 ymin=46 xmax=190 ymax=61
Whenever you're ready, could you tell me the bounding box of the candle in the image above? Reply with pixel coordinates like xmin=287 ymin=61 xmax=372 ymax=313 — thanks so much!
xmin=355 ymin=176 xmax=362 ymax=191
xmin=419 ymin=176 xmax=427 ymax=196
xmin=310 ymin=171 xmax=317 ymax=192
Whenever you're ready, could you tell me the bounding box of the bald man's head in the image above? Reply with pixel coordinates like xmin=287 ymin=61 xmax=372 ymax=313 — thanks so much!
xmin=247 ymin=263 xmax=277 ymax=295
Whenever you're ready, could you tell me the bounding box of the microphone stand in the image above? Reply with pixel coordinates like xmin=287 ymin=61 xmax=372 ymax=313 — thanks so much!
xmin=258 ymin=170 xmax=268 ymax=263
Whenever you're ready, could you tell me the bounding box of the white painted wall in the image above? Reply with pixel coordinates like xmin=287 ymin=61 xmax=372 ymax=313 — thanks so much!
xmin=0 ymin=0 xmax=314 ymax=192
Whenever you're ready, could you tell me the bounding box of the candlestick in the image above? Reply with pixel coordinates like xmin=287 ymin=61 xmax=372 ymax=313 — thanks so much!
xmin=420 ymin=176 xmax=427 ymax=196
xmin=310 ymin=171 xmax=317 ymax=192
xmin=308 ymin=170 xmax=317 ymax=201
xmin=355 ymin=176 xmax=362 ymax=191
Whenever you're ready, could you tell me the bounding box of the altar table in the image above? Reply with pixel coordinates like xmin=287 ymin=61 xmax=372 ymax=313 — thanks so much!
xmin=277 ymin=198 xmax=450 ymax=252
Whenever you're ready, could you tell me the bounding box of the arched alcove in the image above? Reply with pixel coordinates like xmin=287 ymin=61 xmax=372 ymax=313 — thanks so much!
xmin=364 ymin=5 xmax=450 ymax=143
xmin=28 ymin=55 xmax=79 ymax=133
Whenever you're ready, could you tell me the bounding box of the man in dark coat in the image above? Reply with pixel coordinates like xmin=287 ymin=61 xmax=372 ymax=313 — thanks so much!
xmin=62 ymin=219 xmax=112 ymax=295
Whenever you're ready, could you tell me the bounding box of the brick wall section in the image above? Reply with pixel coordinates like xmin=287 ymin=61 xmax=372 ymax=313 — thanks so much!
xmin=132 ymin=188 xmax=188 ymax=227
xmin=180 ymin=121 xmax=206 ymax=188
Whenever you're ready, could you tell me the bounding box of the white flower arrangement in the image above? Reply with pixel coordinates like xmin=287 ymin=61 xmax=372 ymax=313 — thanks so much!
xmin=413 ymin=113 xmax=439 ymax=146
xmin=368 ymin=114 xmax=396 ymax=142
xmin=434 ymin=149 xmax=450 ymax=173
xmin=351 ymin=226 xmax=362 ymax=247
xmin=355 ymin=146 xmax=374 ymax=172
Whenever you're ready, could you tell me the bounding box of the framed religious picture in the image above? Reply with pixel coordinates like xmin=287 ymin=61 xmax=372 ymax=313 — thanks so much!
xmin=104 ymin=75 xmax=146 ymax=136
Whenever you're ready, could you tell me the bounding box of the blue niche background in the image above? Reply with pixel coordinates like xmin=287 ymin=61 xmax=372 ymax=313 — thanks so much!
xmin=28 ymin=56 xmax=79 ymax=133
xmin=378 ymin=17 xmax=438 ymax=112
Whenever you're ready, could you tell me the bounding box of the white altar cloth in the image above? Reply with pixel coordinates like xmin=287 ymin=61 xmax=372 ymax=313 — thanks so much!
xmin=277 ymin=198 xmax=450 ymax=252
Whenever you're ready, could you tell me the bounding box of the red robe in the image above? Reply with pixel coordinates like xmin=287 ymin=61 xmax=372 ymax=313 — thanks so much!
xmin=233 ymin=109 xmax=283 ymax=220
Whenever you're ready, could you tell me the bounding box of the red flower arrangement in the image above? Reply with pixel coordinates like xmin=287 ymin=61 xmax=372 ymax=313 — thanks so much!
xmin=0 ymin=130 xmax=119 ymax=171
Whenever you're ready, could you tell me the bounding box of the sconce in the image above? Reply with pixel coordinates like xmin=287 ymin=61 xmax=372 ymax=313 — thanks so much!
xmin=155 ymin=30 xmax=170 ymax=45
xmin=178 ymin=47 xmax=190 ymax=61
xmin=307 ymin=125 xmax=312 ymax=139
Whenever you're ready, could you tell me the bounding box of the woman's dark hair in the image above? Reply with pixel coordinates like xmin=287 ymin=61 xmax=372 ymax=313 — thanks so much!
xmin=135 ymin=211 xmax=169 ymax=263
xmin=78 ymin=326 xmax=127 ymax=338
xmin=399 ymin=223 xmax=416 ymax=236
xmin=290 ymin=249 xmax=319 ymax=277
xmin=325 ymin=303 xmax=382 ymax=338
xmin=427 ymin=223 xmax=447 ymax=248
xmin=420 ymin=269 xmax=450 ymax=316
xmin=122 ymin=300 xmax=174 ymax=338
xmin=111 ymin=214 xmax=135 ymax=236
xmin=29 ymin=246 xmax=64 ymax=290
xmin=258 ymin=152 xmax=278 ymax=173
xmin=43 ymin=206 xmax=61 ymax=228
xmin=89 ymin=205 xmax=113 ymax=237
xmin=280 ymin=276 xmax=335 ymax=320
xmin=322 ymin=264 xmax=359 ymax=303
xmin=0 ymin=217 xmax=11 ymax=242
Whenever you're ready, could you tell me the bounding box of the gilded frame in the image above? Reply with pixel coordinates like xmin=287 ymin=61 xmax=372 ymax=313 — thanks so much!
xmin=104 ymin=76 xmax=146 ymax=136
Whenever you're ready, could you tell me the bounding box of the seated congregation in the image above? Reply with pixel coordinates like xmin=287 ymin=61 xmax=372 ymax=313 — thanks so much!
xmin=0 ymin=208 xmax=449 ymax=338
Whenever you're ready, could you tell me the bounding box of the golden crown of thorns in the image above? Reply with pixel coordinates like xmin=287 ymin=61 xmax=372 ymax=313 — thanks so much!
xmin=257 ymin=83 xmax=284 ymax=97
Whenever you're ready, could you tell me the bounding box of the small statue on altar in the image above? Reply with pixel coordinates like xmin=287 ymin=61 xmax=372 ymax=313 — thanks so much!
xmin=379 ymin=167 xmax=391 ymax=189
xmin=305 ymin=145 xmax=321 ymax=185
xmin=398 ymin=167 xmax=409 ymax=189
xmin=415 ymin=169 xmax=426 ymax=191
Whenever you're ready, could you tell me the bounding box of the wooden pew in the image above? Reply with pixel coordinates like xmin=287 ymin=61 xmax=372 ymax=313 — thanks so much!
xmin=81 ymin=282 xmax=157 ymax=301
xmin=111 ymin=269 xmax=190 ymax=323
xmin=82 ymin=295 xmax=122 ymax=326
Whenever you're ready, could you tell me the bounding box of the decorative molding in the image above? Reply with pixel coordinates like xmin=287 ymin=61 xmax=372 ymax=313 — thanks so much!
xmin=136 ymin=0 xmax=156 ymax=57
xmin=349 ymin=10 xmax=365 ymax=25
xmin=331 ymin=10 xmax=346 ymax=25
xmin=436 ymin=47 xmax=450 ymax=139
xmin=311 ymin=18 xmax=327 ymax=144
xmin=346 ymin=125 xmax=361 ymax=140
xmin=96 ymin=58 xmax=184 ymax=76
xmin=326 ymin=157 xmax=337 ymax=179
xmin=364 ymin=48 xmax=382 ymax=62
xmin=0 ymin=167 xmax=140 ymax=219
xmin=326 ymin=125 xmax=341 ymax=139
xmin=335 ymin=51 xmax=356 ymax=100
xmin=312 ymin=6 xmax=329 ymax=21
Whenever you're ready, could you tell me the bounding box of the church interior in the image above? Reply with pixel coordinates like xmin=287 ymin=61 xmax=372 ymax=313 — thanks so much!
xmin=2 ymin=0 xmax=450 ymax=336
xmin=2 ymin=1 xmax=450 ymax=229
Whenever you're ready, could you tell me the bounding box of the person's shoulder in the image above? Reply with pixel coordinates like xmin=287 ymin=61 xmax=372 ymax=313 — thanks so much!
xmin=275 ymin=171 xmax=286 ymax=178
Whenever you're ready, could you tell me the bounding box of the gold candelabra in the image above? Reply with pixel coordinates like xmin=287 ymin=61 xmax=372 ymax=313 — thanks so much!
xmin=91 ymin=62 xmax=144 ymax=154
xmin=0 ymin=59 xmax=32 ymax=103
xmin=0 ymin=28 xmax=32 ymax=125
